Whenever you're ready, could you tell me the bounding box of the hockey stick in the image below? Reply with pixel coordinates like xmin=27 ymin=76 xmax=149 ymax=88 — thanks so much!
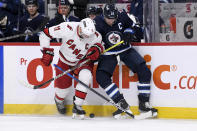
xmin=19 ymin=41 xmax=124 ymax=89
xmin=0 ymin=17 xmax=49 ymax=42
xmin=19 ymin=59 xmax=90 ymax=89
xmin=53 ymin=64 xmax=134 ymax=118
xmin=54 ymin=64 xmax=153 ymax=120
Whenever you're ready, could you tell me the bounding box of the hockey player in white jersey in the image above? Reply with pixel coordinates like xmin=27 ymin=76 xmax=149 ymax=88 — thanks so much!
xmin=39 ymin=18 xmax=104 ymax=119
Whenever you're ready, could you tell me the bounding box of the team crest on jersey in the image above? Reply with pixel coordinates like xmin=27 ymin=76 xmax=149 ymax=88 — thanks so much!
xmin=106 ymin=31 xmax=122 ymax=46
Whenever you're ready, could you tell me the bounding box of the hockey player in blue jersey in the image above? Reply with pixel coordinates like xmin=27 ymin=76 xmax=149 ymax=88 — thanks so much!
xmin=18 ymin=0 xmax=47 ymax=42
xmin=94 ymin=3 xmax=157 ymax=119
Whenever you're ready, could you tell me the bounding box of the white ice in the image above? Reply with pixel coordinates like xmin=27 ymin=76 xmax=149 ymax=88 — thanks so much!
xmin=0 ymin=115 xmax=197 ymax=131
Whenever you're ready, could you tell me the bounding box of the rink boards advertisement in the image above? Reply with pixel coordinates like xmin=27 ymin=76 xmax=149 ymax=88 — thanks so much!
xmin=0 ymin=42 xmax=197 ymax=119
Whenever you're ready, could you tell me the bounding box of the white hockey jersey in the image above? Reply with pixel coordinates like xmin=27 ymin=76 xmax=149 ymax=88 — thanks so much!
xmin=39 ymin=22 xmax=103 ymax=66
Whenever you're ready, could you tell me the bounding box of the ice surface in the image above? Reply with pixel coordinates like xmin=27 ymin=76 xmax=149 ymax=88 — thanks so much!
xmin=0 ymin=115 xmax=197 ymax=131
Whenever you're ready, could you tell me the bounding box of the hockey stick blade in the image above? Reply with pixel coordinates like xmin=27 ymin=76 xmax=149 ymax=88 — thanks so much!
xmin=54 ymin=64 xmax=135 ymax=119
xmin=18 ymin=79 xmax=34 ymax=89
xmin=134 ymin=110 xmax=157 ymax=120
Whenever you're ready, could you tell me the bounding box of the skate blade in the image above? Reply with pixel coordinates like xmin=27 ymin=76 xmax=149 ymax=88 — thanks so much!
xmin=113 ymin=114 xmax=122 ymax=119
xmin=113 ymin=111 xmax=132 ymax=120
xmin=114 ymin=114 xmax=130 ymax=119
xmin=134 ymin=110 xmax=158 ymax=120
xmin=72 ymin=113 xmax=85 ymax=120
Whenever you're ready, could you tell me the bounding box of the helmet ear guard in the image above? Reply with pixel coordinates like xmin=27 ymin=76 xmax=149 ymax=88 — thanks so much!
xmin=79 ymin=18 xmax=96 ymax=37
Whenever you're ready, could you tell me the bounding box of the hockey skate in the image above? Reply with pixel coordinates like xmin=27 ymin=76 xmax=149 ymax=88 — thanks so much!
xmin=138 ymin=101 xmax=158 ymax=118
xmin=54 ymin=97 xmax=66 ymax=114
xmin=112 ymin=99 xmax=133 ymax=119
xmin=72 ymin=96 xmax=86 ymax=119
xmin=72 ymin=103 xmax=86 ymax=120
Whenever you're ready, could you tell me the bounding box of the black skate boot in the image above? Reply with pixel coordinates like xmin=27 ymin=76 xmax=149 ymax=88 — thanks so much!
xmin=113 ymin=99 xmax=133 ymax=119
xmin=139 ymin=100 xmax=158 ymax=118
xmin=72 ymin=97 xmax=86 ymax=119
xmin=54 ymin=97 xmax=66 ymax=114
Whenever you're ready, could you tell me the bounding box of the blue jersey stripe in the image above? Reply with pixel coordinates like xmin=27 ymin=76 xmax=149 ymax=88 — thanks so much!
xmin=0 ymin=46 xmax=3 ymax=113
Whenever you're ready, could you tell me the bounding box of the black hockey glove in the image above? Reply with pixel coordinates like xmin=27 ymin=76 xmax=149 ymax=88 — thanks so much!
xmin=123 ymin=28 xmax=135 ymax=45
xmin=132 ymin=25 xmax=144 ymax=41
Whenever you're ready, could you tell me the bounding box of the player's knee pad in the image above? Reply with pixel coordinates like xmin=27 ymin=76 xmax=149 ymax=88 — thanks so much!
xmin=96 ymin=70 xmax=112 ymax=88
xmin=136 ymin=63 xmax=151 ymax=83
xmin=55 ymin=86 xmax=71 ymax=101
xmin=75 ymin=69 xmax=91 ymax=94
xmin=74 ymin=69 xmax=91 ymax=106
xmin=78 ymin=69 xmax=92 ymax=86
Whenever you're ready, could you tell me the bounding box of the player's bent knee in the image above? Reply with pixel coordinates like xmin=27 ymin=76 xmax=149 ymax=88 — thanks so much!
xmin=78 ymin=69 xmax=92 ymax=85
xmin=96 ymin=70 xmax=112 ymax=88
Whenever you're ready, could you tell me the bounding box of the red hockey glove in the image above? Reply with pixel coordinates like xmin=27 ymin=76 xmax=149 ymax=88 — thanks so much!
xmin=86 ymin=43 xmax=104 ymax=61
xmin=41 ymin=47 xmax=54 ymax=66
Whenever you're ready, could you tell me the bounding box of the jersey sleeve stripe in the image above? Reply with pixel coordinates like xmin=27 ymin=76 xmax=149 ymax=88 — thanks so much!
xmin=43 ymin=28 xmax=53 ymax=39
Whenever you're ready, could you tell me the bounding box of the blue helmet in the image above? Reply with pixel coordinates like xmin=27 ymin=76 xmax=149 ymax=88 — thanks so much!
xmin=103 ymin=3 xmax=118 ymax=19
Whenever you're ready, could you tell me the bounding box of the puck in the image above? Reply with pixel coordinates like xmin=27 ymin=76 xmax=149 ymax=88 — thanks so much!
xmin=89 ymin=113 xmax=95 ymax=118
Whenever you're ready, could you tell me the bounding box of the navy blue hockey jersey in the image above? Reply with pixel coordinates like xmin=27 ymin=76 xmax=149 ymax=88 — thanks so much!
xmin=19 ymin=14 xmax=46 ymax=42
xmin=94 ymin=11 xmax=134 ymax=55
